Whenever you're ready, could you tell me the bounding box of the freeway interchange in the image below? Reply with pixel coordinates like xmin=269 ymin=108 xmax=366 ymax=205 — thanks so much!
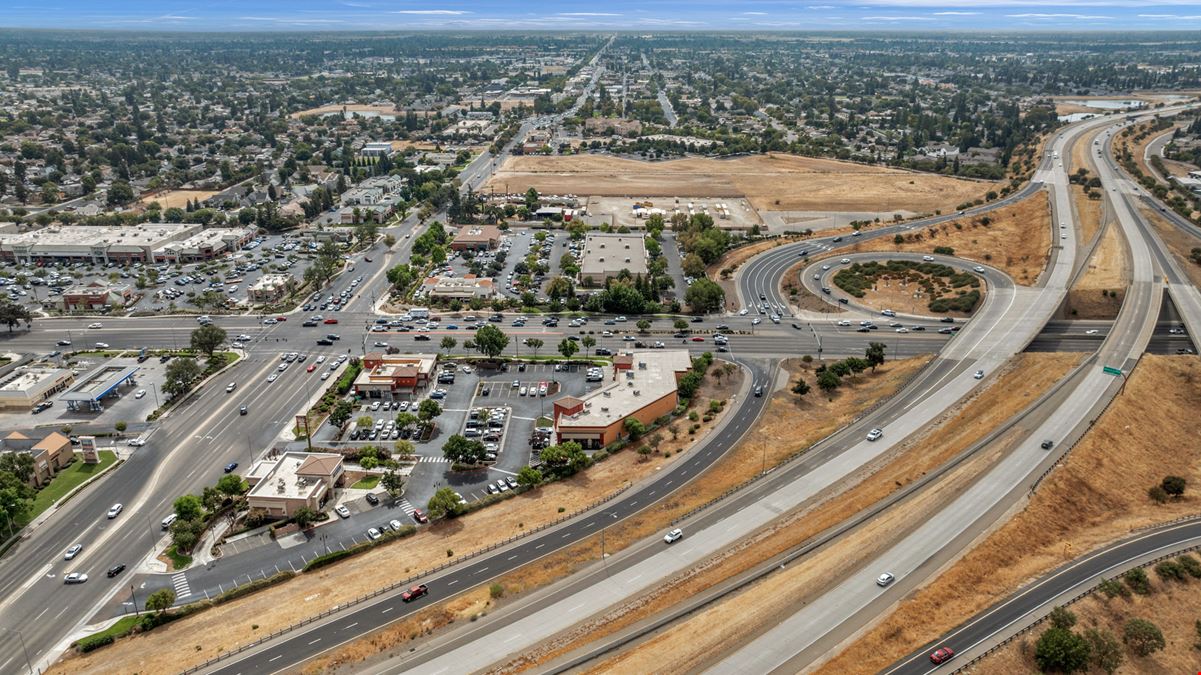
xmin=1 ymin=106 xmax=1200 ymax=675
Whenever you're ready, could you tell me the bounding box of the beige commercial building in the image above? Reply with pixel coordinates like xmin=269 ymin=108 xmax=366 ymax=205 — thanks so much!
xmin=578 ymin=233 xmax=648 ymax=286
xmin=420 ymin=274 xmax=495 ymax=300
xmin=0 ymin=364 xmax=75 ymax=411
xmin=1 ymin=430 xmax=75 ymax=488
xmin=246 ymin=452 xmax=344 ymax=518
xmin=247 ymin=274 xmax=296 ymax=304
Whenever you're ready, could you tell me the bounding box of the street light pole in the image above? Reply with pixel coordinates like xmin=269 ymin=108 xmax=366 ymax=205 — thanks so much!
xmin=2 ymin=627 xmax=33 ymax=675
xmin=599 ymin=510 xmax=619 ymax=573
xmin=130 ymin=583 xmax=140 ymax=616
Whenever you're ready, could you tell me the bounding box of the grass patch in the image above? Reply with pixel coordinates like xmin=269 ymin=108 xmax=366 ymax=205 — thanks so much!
xmin=165 ymin=544 xmax=193 ymax=571
xmin=351 ymin=476 xmax=380 ymax=490
xmin=27 ymin=451 xmax=118 ymax=521
xmin=74 ymin=615 xmax=140 ymax=647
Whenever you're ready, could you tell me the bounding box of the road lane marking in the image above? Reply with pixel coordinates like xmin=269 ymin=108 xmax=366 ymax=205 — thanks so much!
xmin=269 ymin=655 xmax=283 ymax=662
xmin=448 ymin=579 xmax=460 ymax=586
xmin=535 ymin=543 xmax=544 ymax=549
xmin=345 ymin=622 xmax=358 ymax=630
xmin=382 ymin=607 xmax=394 ymax=614
xmin=309 ymin=638 xmax=321 ymax=645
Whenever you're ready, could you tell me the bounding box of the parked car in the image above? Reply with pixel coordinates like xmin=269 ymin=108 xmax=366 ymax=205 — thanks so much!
xmin=365 ymin=492 xmax=380 ymax=506
xmin=335 ymin=504 xmax=351 ymax=519
xmin=366 ymin=527 xmax=382 ymax=541
xmin=412 ymin=508 xmax=428 ymax=523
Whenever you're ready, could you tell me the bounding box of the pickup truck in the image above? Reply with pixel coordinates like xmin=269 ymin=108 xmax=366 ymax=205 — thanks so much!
xmin=402 ymin=584 xmax=429 ymax=602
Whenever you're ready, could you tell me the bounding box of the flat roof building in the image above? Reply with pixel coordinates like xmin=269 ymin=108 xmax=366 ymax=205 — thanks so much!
xmin=578 ymin=233 xmax=648 ymax=286
xmin=421 ymin=274 xmax=494 ymax=300
xmin=450 ymin=225 xmax=501 ymax=251
xmin=553 ymin=350 xmax=692 ymax=449
xmin=354 ymin=353 xmax=439 ymax=399
xmin=0 ymin=224 xmax=251 ymax=265
xmin=152 ymin=227 xmax=254 ymax=263
xmin=60 ymin=365 xmax=139 ymax=411
xmin=247 ymin=274 xmax=296 ymax=304
xmin=0 ymin=365 xmax=75 ymax=411
xmin=246 ymin=452 xmax=344 ymax=518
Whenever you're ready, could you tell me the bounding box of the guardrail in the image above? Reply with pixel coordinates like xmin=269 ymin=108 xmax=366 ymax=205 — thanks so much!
xmin=177 ymin=482 xmax=631 ymax=675
xmin=950 ymin=539 xmax=1201 ymax=674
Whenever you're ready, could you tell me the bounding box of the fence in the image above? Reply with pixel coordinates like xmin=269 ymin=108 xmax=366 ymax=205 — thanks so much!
xmin=177 ymin=482 xmax=631 ymax=675
xmin=950 ymin=540 xmax=1201 ymax=673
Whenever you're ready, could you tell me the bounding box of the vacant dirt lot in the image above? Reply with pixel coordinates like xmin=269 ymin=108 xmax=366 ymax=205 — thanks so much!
xmin=847 ymin=192 xmax=1052 ymax=286
xmin=591 ymin=353 xmax=1081 ymax=673
xmin=488 ymin=153 xmax=994 ymax=214
xmin=290 ymin=103 xmax=404 ymax=119
xmin=818 ymin=355 xmax=1201 ymax=675
xmin=968 ymin=574 xmax=1201 ymax=674
xmin=141 ymin=189 xmax=218 ymax=210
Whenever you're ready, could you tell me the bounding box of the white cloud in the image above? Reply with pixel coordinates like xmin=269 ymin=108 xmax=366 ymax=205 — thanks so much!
xmin=933 ymin=11 xmax=980 ymax=15
xmin=743 ymin=11 xmax=768 ymax=15
xmin=806 ymin=5 xmax=836 ymax=8
xmin=557 ymin=12 xmax=621 ymax=16
xmin=392 ymin=10 xmax=469 ymax=15
xmin=1007 ymin=12 xmax=1112 ymax=19
xmin=862 ymin=15 xmax=936 ymax=21
xmin=1138 ymin=13 xmax=1201 ymax=19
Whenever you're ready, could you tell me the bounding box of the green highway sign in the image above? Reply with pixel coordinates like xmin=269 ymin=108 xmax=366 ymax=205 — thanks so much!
xmin=1102 ymin=366 xmax=1123 ymax=376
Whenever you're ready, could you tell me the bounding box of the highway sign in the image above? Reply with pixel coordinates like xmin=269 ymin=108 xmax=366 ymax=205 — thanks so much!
xmin=1102 ymin=366 xmax=1122 ymax=376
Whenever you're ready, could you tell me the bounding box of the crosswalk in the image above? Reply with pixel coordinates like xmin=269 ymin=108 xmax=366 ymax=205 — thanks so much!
xmin=171 ymin=572 xmax=192 ymax=600
xmin=417 ymin=456 xmax=451 ymax=463
xmin=393 ymin=497 xmax=417 ymax=516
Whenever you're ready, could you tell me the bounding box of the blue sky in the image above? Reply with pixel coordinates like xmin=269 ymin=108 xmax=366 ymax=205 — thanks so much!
xmin=7 ymin=0 xmax=1201 ymax=31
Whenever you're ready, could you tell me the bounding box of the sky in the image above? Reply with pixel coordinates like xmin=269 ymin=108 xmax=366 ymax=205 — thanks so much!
xmin=7 ymin=0 xmax=1201 ymax=32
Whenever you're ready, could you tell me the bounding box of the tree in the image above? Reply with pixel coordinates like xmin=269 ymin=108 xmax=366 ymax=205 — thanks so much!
xmin=0 ymin=453 xmax=35 ymax=484
xmin=682 ymin=253 xmax=706 ymax=278
xmin=516 ymin=466 xmax=543 ymax=488
xmin=581 ymin=335 xmax=596 ymax=354
xmin=1162 ymin=475 xmax=1187 ymax=498
xmin=865 ymin=342 xmax=887 ymax=372
xmin=173 ymin=494 xmax=204 ymax=521
xmin=1034 ymin=627 xmax=1092 ymax=673
xmin=624 ymin=418 xmax=647 ymax=441
xmin=792 ymin=377 xmax=811 ymax=397
xmin=685 ymin=278 xmax=725 ymax=314
xmin=162 ymin=357 xmax=202 ymax=399
xmin=216 ymin=473 xmax=246 ymax=496
xmin=329 ymin=400 xmax=354 ymax=427
xmin=1123 ymin=618 xmax=1165 ymax=657
xmin=524 ymin=187 xmax=540 ymax=211
xmin=440 ymin=336 xmax=457 ymax=356
xmin=417 ymin=399 xmax=442 ymax=423
xmin=474 ymin=324 xmax=509 ymax=359
xmin=1083 ymin=628 xmax=1123 ymax=675
xmin=427 ymin=487 xmax=463 ymax=519
xmin=145 ymin=588 xmax=176 ymax=614
xmin=190 ymin=324 xmax=227 ymax=357
xmin=114 ymin=421 xmax=127 ymax=436
xmin=106 ymin=180 xmax=135 ymax=207
xmin=817 ymin=369 xmax=841 ymax=395
xmin=442 ymin=434 xmax=487 ymax=465
xmin=292 ymin=506 xmax=317 ymax=529
xmin=0 ymin=299 xmax=33 ymax=332
xmin=636 ymin=319 xmax=651 ymax=333
xmin=557 ymin=338 xmax=579 ymax=360
xmin=673 ymin=318 xmax=689 ymax=332
xmin=539 ymin=441 xmax=588 ymax=476
xmin=381 ymin=467 xmax=405 ymax=498
xmin=395 ymin=411 xmax=419 ymax=431
xmin=526 ymin=337 xmax=544 ymax=357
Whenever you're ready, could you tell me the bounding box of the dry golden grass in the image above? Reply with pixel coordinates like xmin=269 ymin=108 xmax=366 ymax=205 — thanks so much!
xmin=1141 ymin=202 xmax=1201 ymax=289
xmin=589 ymin=353 xmax=1080 ymax=673
xmin=1162 ymin=156 xmax=1198 ymax=178
xmin=141 ymin=189 xmax=218 ymax=210
xmin=847 ymin=192 xmax=1052 ymax=286
xmin=289 ymin=103 xmax=404 ymax=119
xmin=819 ymin=355 xmax=1201 ymax=675
xmin=781 ymin=259 xmax=848 ymax=314
xmin=52 ymin=370 xmax=744 ymax=675
xmin=1072 ymin=184 xmax=1105 ymax=246
xmin=847 ymin=271 xmax=988 ymax=318
xmin=967 ymin=575 xmax=1201 ymax=675
xmin=1067 ymin=218 xmax=1128 ymax=320
xmin=708 ymin=237 xmax=803 ymax=311
xmin=488 ymin=153 xmax=994 ymax=214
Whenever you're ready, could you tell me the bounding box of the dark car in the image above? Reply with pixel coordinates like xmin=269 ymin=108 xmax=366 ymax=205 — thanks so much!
xmin=517 ymin=363 xmax=527 ymax=372
xmin=239 ymin=405 xmax=247 ymax=415
xmin=1041 ymin=439 xmax=1054 ymax=450
xmin=223 ymin=462 xmax=239 ymax=473
xmin=402 ymin=584 xmax=429 ymax=602
xmin=316 ymin=339 xmax=334 ymax=346
xmin=838 ymin=298 xmax=849 ymax=305
xmin=831 ymin=236 xmax=843 ymax=242
xmin=929 ymin=646 xmax=955 ymax=665
xmin=940 ymin=316 xmax=955 ymax=323
xmin=365 ymin=492 xmax=380 ymax=506
xmin=690 ymin=316 xmax=703 ymax=323
xmin=106 ymin=563 xmax=126 ymax=578
xmin=414 ymin=335 xmax=431 ymax=342
xmin=302 ymin=321 xmax=318 ymax=327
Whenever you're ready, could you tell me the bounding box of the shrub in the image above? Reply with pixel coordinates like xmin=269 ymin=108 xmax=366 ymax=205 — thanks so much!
xmin=1154 ymin=560 xmax=1187 ymax=583
xmin=1098 ymin=578 xmax=1130 ymax=599
xmin=1162 ymin=475 xmax=1187 ymax=497
xmin=1148 ymin=485 xmax=1169 ymax=503
xmin=77 ymin=634 xmax=115 ymax=653
xmin=1178 ymin=554 xmax=1201 ymax=578
xmin=1034 ymin=626 xmax=1091 ymax=673
xmin=1048 ymin=606 xmax=1076 ymax=630
xmin=1123 ymin=567 xmax=1152 ymax=595
xmin=1123 ymin=618 xmax=1165 ymax=657
xmin=489 ymin=583 xmax=505 ymax=599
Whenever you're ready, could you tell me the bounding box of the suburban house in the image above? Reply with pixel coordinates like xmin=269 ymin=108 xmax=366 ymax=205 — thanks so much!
xmin=245 ymin=452 xmax=344 ymax=518
xmin=552 ymin=350 xmax=692 ymax=449
xmin=353 ymin=353 xmax=439 ymax=399
xmin=1 ymin=430 xmax=75 ymax=488
xmin=450 ymin=225 xmax=501 ymax=251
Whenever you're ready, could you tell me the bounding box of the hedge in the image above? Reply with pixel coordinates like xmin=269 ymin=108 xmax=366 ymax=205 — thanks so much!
xmin=77 ymin=634 xmax=114 ymax=653
xmin=212 ymin=571 xmax=295 ymax=605
xmin=302 ymin=525 xmax=416 ymax=572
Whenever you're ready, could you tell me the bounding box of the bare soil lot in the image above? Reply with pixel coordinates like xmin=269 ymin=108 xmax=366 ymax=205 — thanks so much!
xmin=847 ymin=192 xmax=1052 ymax=286
xmin=289 ymin=103 xmax=404 ymax=119
xmin=141 ymin=189 xmax=218 ymax=210
xmin=488 ymin=153 xmax=994 ymax=215
xmin=818 ymin=355 xmax=1201 ymax=675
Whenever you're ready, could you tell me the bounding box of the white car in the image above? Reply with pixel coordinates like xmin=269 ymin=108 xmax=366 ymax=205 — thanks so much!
xmin=267 ymin=373 xmax=278 ymax=383
xmin=320 ymin=372 xmax=331 ymax=381
xmin=751 ymin=318 xmax=761 ymax=325
xmin=135 ymin=389 xmax=146 ymax=399
xmin=335 ymin=504 xmax=350 ymax=519
xmin=922 ymin=255 xmax=935 ymax=262
xmin=366 ymin=527 xmax=382 ymax=541
xmin=127 ymin=438 xmax=145 ymax=447
xmin=226 ymin=383 xmax=236 ymax=393
xmin=390 ymin=519 xmax=404 ymax=531
xmin=837 ymin=319 xmax=852 ymax=327
xmin=876 ymin=572 xmax=895 ymax=587
xmin=262 ymin=318 xmax=277 ymax=325
xmin=895 ymin=327 xmax=908 ymax=333
xmin=95 ymin=342 xmax=109 ymax=349
xmin=316 ymin=355 xmax=326 ymax=363
xmin=64 ymin=572 xmax=89 ymax=584
xmin=738 ymin=308 xmax=748 ymax=316
xmin=866 ymin=428 xmax=883 ymax=442
xmin=973 ymin=266 xmax=985 ymax=273
xmin=840 ymin=258 xmax=851 ymax=264
xmin=663 ymin=528 xmax=683 ymax=544
xmin=64 ymin=544 xmax=83 ymax=560
xmin=87 ymin=323 xmax=102 ymax=329
xmin=461 ymin=365 xmax=473 ymax=374
xmin=107 ymin=503 xmax=124 ymax=519
xmin=974 ymin=370 xmax=984 ymax=380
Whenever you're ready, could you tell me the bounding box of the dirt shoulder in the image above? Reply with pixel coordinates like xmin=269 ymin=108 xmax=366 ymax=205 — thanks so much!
xmin=487 ymin=153 xmax=995 ymax=215
xmin=708 ymin=237 xmax=803 ymax=311
xmin=845 ymin=192 xmax=1051 ymax=286
xmin=578 ymin=353 xmax=1080 ymax=673
xmin=53 ymin=366 xmax=746 ymax=675
xmin=781 ymin=259 xmax=847 ymax=314
xmin=818 ymin=355 xmax=1201 ymax=675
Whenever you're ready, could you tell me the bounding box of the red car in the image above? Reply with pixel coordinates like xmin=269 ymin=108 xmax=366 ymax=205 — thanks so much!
xmin=324 ymin=318 xmax=339 ymax=324
xmin=690 ymin=336 xmax=704 ymax=342
xmin=306 ymin=364 xmax=316 ymax=372
xmin=412 ymin=508 xmax=428 ymax=524
xmin=929 ymin=646 xmax=955 ymax=665
xmin=275 ymin=316 xmax=287 ymax=322
xmin=402 ymin=584 xmax=428 ymax=602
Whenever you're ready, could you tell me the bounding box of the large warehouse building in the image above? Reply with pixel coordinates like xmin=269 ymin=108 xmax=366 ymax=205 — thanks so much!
xmin=0 ymin=224 xmax=253 ymax=265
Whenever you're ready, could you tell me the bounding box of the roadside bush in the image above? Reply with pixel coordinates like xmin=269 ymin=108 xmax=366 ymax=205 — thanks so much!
xmin=1123 ymin=567 xmax=1152 ymax=595
xmin=1154 ymin=560 xmax=1188 ymax=583
xmin=76 ymin=634 xmax=114 ymax=653
xmin=1048 ymin=606 xmax=1077 ymax=630
xmin=1148 ymin=485 xmax=1169 ymax=503
xmin=213 ymin=571 xmax=296 ymax=605
xmin=1123 ymin=618 xmax=1166 ymax=657
xmin=489 ymin=583 xmax=505 ymax=599
xmin=303 ymin=547 xmax=365 ymax=572
xmin=1034 ymin=626 xmax=1091 ymax=673
xmin=1098 ymin=578 xmax=1130 ymax=599
xmin=1178 ymin=554 xmax=1201 ymax=578
xmin=1162 ymin=475 xmax=1187 ymax=498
